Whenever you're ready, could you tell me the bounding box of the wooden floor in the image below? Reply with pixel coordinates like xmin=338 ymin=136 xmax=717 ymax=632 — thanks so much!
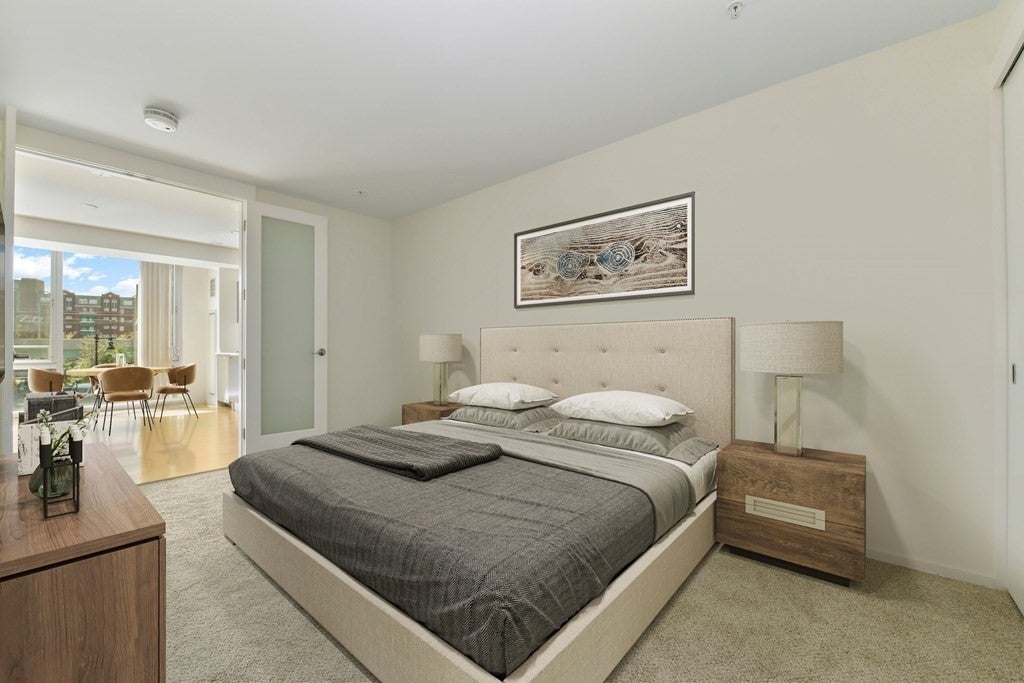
xmin=85 ymin=402 xmax=239 ymax=484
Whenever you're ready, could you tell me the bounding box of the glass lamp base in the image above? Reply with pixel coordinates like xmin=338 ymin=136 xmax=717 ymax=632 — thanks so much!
xmin=432 ymin=363 xmax=449 ymax=405
xmin=774 ymin=375 xmax=803 ymax=456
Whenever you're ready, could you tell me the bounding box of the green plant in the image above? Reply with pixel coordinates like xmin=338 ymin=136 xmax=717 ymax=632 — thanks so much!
xmin=36 ymin=409 xmax=89 ymax=454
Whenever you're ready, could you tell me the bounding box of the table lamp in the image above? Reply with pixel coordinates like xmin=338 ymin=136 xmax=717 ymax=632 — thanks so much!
xmin=740 ymin=321 xmax=843 ymax=456
xmin=419 ymin=333 xmax=462 ymax=405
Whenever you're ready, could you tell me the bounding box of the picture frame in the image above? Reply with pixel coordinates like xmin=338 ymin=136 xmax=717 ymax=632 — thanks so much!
xmin=514 ymin=193 xmax=694 ymax=308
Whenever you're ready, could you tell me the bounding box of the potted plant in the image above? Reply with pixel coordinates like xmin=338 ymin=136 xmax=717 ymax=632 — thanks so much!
xmin=27 ymin=410 xmax=89 ymax=499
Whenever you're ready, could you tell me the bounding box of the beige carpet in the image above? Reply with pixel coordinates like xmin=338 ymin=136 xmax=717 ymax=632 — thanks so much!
xmin=142 ymin=469 xmax=1024 ymax=682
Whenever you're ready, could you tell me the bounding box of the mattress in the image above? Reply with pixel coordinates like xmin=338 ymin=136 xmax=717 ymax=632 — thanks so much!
xmin=228 ymin=424 xmax=709 ymax=677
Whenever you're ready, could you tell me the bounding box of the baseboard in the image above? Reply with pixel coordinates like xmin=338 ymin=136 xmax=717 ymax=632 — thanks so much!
xmin=867 ymin=547 xmax=1003 ymax=589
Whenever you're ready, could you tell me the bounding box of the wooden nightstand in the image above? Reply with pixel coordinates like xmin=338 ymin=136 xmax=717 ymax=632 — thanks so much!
xmin=716 ymin=440 xmax=866 ymax=583
xmin=401 ymin=401 xmax=462 ymax=425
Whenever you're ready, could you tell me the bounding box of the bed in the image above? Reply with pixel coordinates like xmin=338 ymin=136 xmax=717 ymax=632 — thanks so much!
xmin=223 ymin=317 xmax=735 ymax=681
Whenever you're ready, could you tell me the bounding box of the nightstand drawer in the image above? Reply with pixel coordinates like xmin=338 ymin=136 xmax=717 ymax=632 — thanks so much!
xmin=717 ymin=442 xmax=865 ymax=529
xmin=717 ymin=498 xmax=866 ymax=580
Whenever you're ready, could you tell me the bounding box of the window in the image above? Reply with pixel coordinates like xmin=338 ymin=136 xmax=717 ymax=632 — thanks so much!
xmin=63 ymin=251 xmax=139 ymax=371
xmin=13 ymin=245 xmax=141 ymax=408
xmin=13 ymin=246 xmax=54 ymax=362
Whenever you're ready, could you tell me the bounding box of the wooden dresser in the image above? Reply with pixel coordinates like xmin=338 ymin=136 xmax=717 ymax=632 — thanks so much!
xmin=0 ymin=446 xmax=166 ymax=681
xmin=716 ymin=440 xmax=866 ymax=583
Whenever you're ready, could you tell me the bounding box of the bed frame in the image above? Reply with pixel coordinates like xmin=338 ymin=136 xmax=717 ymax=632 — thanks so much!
xmin=223 ymin=317 xmax=735 ymax=681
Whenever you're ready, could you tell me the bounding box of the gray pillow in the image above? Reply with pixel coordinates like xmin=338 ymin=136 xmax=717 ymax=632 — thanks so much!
xmin=522 ymin=417 xmax=566 ymax=434
xmin=665 ymin=437 xmax=719 ymax=465
xmin=544 ymin=418 xmax=697 ymax=456
xmin=445 ymin=405 xmax=560 ymax=430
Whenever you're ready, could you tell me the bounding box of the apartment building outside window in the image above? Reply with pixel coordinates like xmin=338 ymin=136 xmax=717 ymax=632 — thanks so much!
xmin=12 ymin=246 xmax=140 ymax=408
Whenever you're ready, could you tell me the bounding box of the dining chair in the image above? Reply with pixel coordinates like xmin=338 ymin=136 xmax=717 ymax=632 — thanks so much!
xmin=87 ymin=363 xmax=117 ymax=427
xmin=97 ymin=366 xmax=155 ymax=435
xmin=157 ymin=363 xmax=199 ymax=421
xmin=27 ymin=368 xmax=66 ymax=393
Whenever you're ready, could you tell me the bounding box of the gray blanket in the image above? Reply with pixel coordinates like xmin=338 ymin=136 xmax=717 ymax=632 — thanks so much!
xmin=229 ymin=425 xmax=694 ymax=677
xmin=293 ymin=424 xmax=500 ymax=480
xmin=406 ymin=420 xmax=693 ymax=539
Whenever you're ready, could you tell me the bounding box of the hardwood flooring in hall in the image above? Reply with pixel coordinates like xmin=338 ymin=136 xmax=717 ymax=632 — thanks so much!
xmin=85 ymin=403 xmax=239 ymax=484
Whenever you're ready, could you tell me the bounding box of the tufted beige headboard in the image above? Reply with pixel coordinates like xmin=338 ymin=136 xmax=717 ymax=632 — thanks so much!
xmin=480 ymin=317 xmax=735 ymax=447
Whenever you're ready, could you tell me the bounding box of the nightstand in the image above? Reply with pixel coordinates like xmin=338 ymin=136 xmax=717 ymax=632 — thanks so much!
xmin=716 ymin=440 xmax=866 ymax=583
xmin=401 ymin=401 xmax=462 ymax=425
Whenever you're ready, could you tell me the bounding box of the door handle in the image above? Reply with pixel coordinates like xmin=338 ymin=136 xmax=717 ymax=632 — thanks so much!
xmin=314 ymin=348 xmax=326 ymax=357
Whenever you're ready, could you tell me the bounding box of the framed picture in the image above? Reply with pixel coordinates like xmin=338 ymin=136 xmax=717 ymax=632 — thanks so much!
xmin=514 ymin=193 xmax=694 ymax=308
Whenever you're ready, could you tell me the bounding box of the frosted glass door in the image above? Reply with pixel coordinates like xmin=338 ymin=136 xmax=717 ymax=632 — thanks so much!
xmin=242 ymin=203 xmax=327 ymax=453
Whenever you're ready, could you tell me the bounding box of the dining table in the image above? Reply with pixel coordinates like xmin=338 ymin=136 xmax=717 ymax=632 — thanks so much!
xmin=66 ymin=366 xmax=171 ymax=379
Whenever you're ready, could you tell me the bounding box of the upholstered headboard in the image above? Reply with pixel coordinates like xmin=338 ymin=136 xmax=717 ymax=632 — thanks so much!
xmin=480 ymin=318 xmax=735 ymax=447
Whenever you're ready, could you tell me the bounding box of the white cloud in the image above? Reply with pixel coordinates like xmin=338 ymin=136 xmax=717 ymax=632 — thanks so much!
xmin=61 ymin=254 xmax=98 ymax=280
xmin=113 ymin=278 xmax=140 ymax=296
xmin=64 ymin=265 xmax=94 ymax=280
xmin=87 ymin=285 xmax=108 ymax=295
xmin=87 ymin=273 xmax=104 ymax=282
xmin=14 ymin=252 xmax=51 ymax=279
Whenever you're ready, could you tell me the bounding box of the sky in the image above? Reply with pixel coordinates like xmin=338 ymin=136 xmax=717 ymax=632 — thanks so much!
xmin=14 ymin=246 xmax=140 ymax=297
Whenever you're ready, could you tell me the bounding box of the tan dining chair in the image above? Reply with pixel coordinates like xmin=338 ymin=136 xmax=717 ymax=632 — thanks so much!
xmin=27 ymin=367 xmax=66 ymax=393
xmin=86 ymin=363 xmax=118 ymax=426
xmin=98 ymin=366 xmax=155 ymax=435
xmin=157 ymin=363 xmax=199 ymax=422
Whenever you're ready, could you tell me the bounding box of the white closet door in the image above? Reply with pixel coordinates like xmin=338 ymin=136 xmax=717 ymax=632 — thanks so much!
xmin=241 ymin=203 xmax=328 ymax=453
xmin=1004 ymin=58 xmax=1024 ymax=612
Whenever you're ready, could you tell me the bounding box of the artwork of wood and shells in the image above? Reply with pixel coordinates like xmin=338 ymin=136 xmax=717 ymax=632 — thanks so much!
xmin=514 ymin=193 xmax=693 ymax=307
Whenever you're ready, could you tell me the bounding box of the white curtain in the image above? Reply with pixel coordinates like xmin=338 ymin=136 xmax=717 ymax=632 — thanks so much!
xmin=139 ymin=261 xmax=171 ymax=391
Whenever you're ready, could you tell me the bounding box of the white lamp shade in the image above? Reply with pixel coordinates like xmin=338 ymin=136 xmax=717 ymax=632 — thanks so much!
xmin=419 ymin=333 xmax=462 ymax=362
xmin=740 ymin=321 xmax=843 ymax=375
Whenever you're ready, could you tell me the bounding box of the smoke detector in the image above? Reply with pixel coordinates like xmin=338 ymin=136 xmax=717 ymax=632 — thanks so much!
xmin=727 ymin=2 xmax=743 ymax=19
xmin=143 ymin=107 xmax=178 ymax=133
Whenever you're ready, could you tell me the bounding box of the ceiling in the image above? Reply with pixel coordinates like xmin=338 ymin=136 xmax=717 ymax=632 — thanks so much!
xmin=0 ymin=0 xmax=998 ymax=219
xmin=15 ymin=152 xmax=243 ymax=248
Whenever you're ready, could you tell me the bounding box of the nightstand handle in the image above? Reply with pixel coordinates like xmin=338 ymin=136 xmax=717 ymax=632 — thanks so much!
xmin=745 ymin=495 xmax=826 ymax=530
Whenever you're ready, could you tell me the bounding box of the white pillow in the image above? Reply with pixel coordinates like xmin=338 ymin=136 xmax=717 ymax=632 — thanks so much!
xmin=447 ymin=382 xmax=558 ymax=410
xmin=550 ymin=390 xmax=694 ymax=427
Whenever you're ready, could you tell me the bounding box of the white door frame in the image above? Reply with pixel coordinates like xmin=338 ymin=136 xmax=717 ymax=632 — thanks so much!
xmin=240 ymin=202 xmax=327 ymax=453
xmin=1 ymin=106 xmax=17 ymax=453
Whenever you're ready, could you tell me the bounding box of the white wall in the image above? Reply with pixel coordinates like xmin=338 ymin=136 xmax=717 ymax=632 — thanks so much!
xmin=216 ymin=267 xmax=240 ymax=354
xmin=15 ymin=215 xmax=238 ymax=267
xmin=180 ymin=266 xmax=210 ymax=404
xmin=391 ymin=14 xmax=1004 ymax=585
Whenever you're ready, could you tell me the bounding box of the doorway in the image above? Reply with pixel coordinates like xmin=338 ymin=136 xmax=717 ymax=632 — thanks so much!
xmin=12 ymin=150 xmax=244 ymax=482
